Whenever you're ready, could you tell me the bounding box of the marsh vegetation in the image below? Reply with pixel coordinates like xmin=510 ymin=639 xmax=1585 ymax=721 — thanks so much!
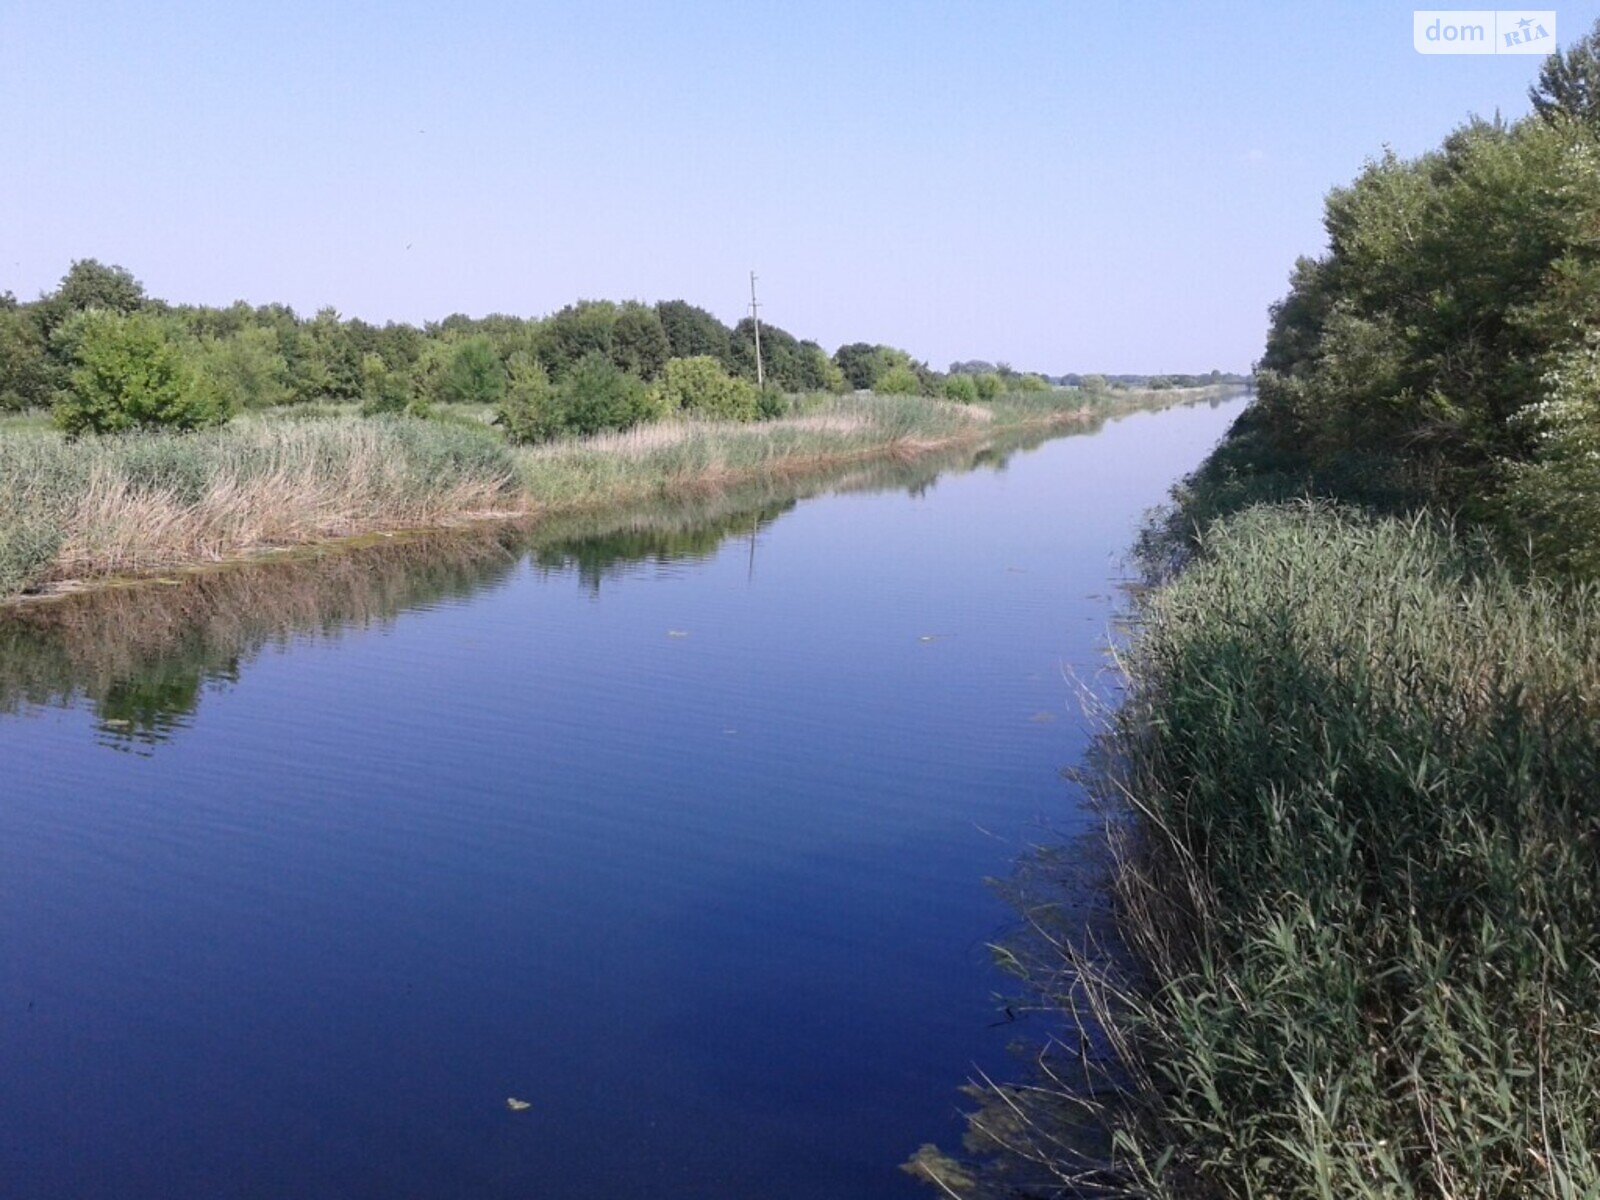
xmin=913 ymin=23 xmax=1600 ymax=1200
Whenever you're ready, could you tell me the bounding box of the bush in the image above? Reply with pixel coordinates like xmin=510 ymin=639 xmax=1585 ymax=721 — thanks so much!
xmin=53 ymin=311 xmax=230 ymax=436
xmin=435 ymin=337 xmax=506 ymax=406
xmin=651 ymin=355 xmax=760 ymax=421
xmin=560 ymin=352 xmax=659 ymax=436
xmin=359 ymin=352 xmax=419 ymax=417
xmin=756 ymin=387 xmax=789 ymax=420
xmin=942 ymin=374 xmax=979 ymax=404
xmin=496 ymin=354 xmax=565 ymax=444
xmin=972 ymin=372 xmax=1003 ymax=401
xmin=875 ymin=364 xmax=921 ymax=395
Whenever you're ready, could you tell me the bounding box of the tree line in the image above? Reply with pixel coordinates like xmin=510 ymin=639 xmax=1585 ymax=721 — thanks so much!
xmin=1246 ymin=18 xmax=1600 ymax=574
xmin=0 ymin=265 xmax=1072 ymax=440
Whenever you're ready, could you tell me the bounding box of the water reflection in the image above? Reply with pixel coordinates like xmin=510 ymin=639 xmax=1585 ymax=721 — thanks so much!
xmin=0 ymin=423 xmax=1084 ymax=750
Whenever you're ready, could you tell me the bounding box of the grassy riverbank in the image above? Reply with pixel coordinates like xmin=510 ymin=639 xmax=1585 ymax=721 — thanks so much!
xmin=913 ymin=30 xmax=1600 ymax=1199
xmin=0 ymin=386 xmax=1226 ymax=603
xmin=915 ymin=503 xmax=1600 ymax=1198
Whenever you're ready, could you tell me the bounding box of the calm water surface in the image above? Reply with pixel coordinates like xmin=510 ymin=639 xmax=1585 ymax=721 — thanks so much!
xmin=1 ymin=397 xmax=1246 ymax=1199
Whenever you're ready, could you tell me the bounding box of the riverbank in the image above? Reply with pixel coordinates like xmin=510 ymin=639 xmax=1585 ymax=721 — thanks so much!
xmin=0 ymin=385 xmax=1233 ymax=605
xmin=913 ymin=498 xmax=1600 ymax=1200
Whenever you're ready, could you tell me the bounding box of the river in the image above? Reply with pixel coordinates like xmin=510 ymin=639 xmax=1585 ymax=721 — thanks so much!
xmin=0 ymin=395 xmax=1247 ymax=1199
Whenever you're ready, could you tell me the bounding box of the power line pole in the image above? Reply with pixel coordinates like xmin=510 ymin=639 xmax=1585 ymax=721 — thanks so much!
xmin=749 ymin=270 xmax=764 ymax=389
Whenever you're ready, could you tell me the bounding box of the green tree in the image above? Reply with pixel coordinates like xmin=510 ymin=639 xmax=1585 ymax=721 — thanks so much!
xmin=40 ymin=259 xmax=147 ymax=334
xmin=834 ymin=342 xmax=878 ymax=390
xmin=359 ymin=353 xmax=417 ymax=416
xmin=612 ymin=302 xmax=672 ymax=380
xmin=195 ymin=326 xmax=291 ymax=409
xmin=656 ymin=300 xmax=733 ymax=366
xmin=53 ymin=310 xmax=229 ymax=435
xmin=973 ymin=372 xmax=1004 ymax=400
xmin=803 ymin=343 xmax=847 ymax=393
xmin=302 ymin=307 xmax=363 ymax=400
xmin=651 ymin=355 xmax=760 ymax=421
xmin=536 ymin=301 xmax=617 ymax=379
xmin=1531 ymin=17 xmax=1600 ymax=128
xmin=0 ymin=306 xmax=54 ymax=410
xmin=795 ymin=341 xmax=837 ymax=392
xmin=1506 ymin=336 xmax=1600 ymax=574
xmin=495 ymin=353 xmax=565 ymax=443
xmin=560 ymin=351 xmax=657 ymax=435
xmin=436 ymin=337 xmax=506 ymax=406
xmin=876 ymin=364 xmax=921 ymax=395
xmin=729 ymin=319 xmax=825 ymax=392
xmin=942 ymin=374 xmax=979 ymax=403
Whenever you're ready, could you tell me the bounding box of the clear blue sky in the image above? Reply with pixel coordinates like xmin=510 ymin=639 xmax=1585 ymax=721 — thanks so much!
xmin=3 ymin=1 xmax=1596 ymax=373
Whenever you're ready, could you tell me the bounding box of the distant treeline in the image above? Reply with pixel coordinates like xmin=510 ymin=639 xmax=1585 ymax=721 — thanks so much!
xmin=949 ymin=363 xmax=1250 ymax=391
xmin=0 ymin=262 xmax=1103 ymax=439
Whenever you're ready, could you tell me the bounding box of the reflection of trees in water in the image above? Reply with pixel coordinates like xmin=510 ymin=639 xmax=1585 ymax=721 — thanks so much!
xmin=0 ymin=422 xmax=1070 ymax=748
xmin=0 ymin=528 xmax=528 ymax=749
xmin=531 ymin=501 xmax=795 ymax=595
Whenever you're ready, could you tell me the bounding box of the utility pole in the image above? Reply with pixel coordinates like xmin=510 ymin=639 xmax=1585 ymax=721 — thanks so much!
xmin=749 ymin=270 xmax=764 ymax=389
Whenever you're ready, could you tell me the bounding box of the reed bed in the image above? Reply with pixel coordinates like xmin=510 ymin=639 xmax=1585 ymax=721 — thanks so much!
xmin=0 ymin=417 xmax=521 ymax=597
xmin=927 ymin=503 xmax=1600 ymax=1199
xmin=1 ymin=388 xmax=1187 ymax=600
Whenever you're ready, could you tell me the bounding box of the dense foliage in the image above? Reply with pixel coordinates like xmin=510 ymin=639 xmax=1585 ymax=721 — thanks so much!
xmin=54 ymin=310 xmax=230 ymax=435
xmin=1 ymin=263 xmax=1032 ymax=438
xmin=1245 ymin=22 xmax=1600 ymax=570
xmin=649 ymin=355 xmax=760 ymax=422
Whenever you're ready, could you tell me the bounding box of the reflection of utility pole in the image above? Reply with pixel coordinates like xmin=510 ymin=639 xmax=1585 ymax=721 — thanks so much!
xmin=749 ymin=270 xmax=764 ymax=388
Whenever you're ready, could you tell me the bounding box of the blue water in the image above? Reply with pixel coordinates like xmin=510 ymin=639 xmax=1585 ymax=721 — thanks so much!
xmin=0 ymin=397 xmax=1245 ymax=1199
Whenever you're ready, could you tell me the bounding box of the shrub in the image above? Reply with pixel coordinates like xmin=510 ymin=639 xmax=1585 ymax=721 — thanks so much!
xmin=496 ymin=354 xmax=565 ymax=444
xmin=942 ymin=374 xmax=979 ymax=404
xmin=1504 ymin=336 xmax=1600 ymax=576
xmin=359 ymin=353 xmax=418 ymax=417
xmin=560 ymin=352 xmax=658 ymax=436
xmin=53 ymin=310 xmax=230 ymax=436
xmin=972 ymin=372 xmax=1003 ymax=401
xmin=435 ymin=337 xmax=506 ymax=406
xmin=756 ymin=387 xmax=789 ymax=420
xmin=194 ymin=326 xmax=291 ymax=410
xmin=651 ymin=355 xmax=760 ymax=421
xmin=876 ymin=364 xmax=921 ymax=395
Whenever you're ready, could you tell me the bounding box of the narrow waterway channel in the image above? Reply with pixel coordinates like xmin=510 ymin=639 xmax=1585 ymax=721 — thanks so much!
xmin=0 ymin=395 xmax=1248 ymax=1199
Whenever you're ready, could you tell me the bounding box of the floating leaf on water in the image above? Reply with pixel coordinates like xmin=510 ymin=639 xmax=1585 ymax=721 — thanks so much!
xmin=667 ymin=630 xmax=690 ymax=638
xmin=918 ymin=634 xmax=954 ymax=643
xmin=506 ymin=1097 xmax=531 ymax=1112
xmin=1029 ymin=711 xmax=1058 ymax=723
